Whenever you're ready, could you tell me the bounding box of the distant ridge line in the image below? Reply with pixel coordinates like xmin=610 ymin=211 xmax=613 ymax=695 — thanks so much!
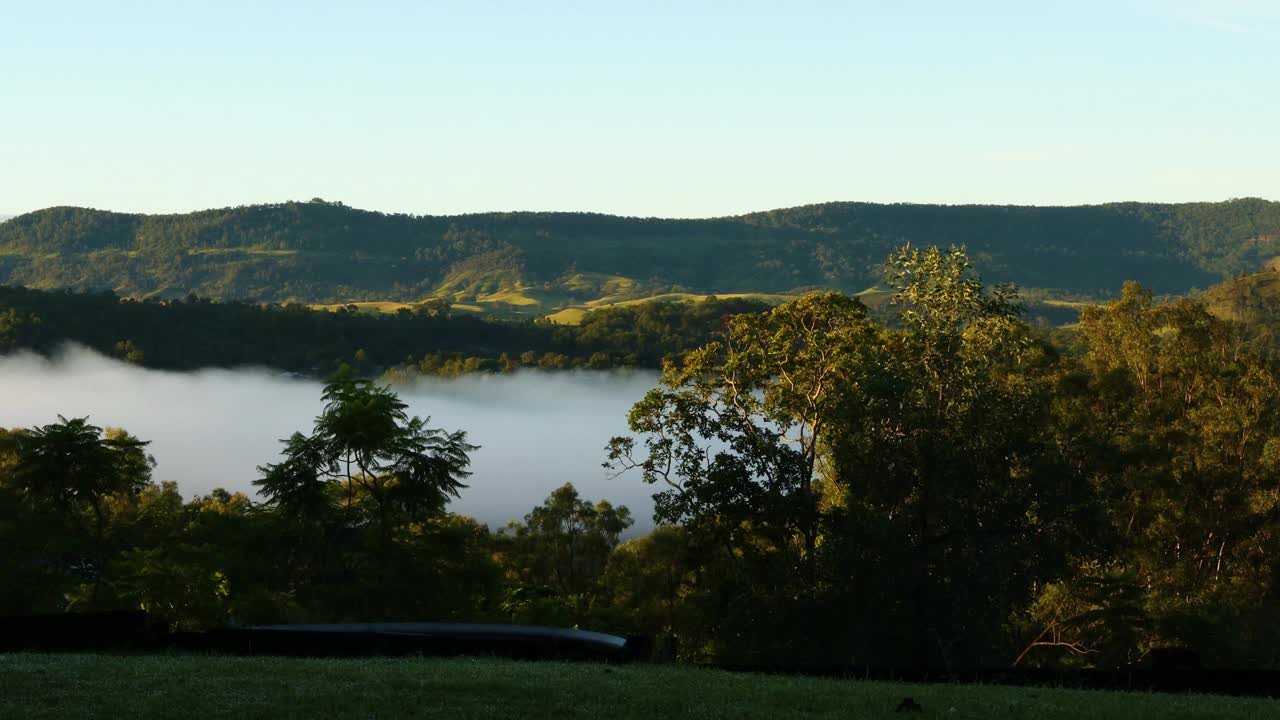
xmin=1 ymin=198 xmax=1278 ymax=307
xmin=4 ymin=197 xmax=1277 ymax=223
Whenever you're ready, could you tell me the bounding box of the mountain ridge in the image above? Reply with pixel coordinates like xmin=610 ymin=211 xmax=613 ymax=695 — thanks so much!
xmin=2 ymin=198 xmax=1278 ymax=314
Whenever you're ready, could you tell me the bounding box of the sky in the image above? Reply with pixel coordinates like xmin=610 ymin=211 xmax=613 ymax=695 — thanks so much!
xmin=1 ymin=0 xmax=1276 ymax=218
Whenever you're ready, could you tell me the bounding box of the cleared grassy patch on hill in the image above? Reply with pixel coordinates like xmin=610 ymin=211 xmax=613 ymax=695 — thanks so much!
xmin=559 ymin=272 xmax=638 ymax=297
xmin=1 ymin=654 xmax=1274 ymax=720
xmin=545 ymin=292 xmax=798 ymax=325
xmin=310 ymin=288 xmax=797 ymax=323
xmin=1041 ymin=299 xmax=1097 ymax=309
xmin=544 ymin=307 xmax=590 ymax=324
xmin=586 ymin=291 xmax=796 ymax=308
xmin=1202 ymin=270 xmax=1280 ymax=322
xmin=310 ymin=301 xmax=420 ymax=314
xmin=187 ymin=248 xmax=299 ymax=256
xmin=305 ymin=284 xmax=1094 ymax=329
xmin=310 ymin=301 xmax=486 ymax=315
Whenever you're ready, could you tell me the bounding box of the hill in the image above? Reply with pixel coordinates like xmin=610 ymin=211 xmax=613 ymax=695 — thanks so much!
xmin=0 ymin=285 xmax=772 ymax=375
xmin=1 ymin=199 xmax=1278 ymax=314
xmin=1199 ymin=269 xmax=1280 ymax=358
xmin=1203 ymin=267 xmax=1280 ymax=321
xmin=3 ymin=654 xmax=1274 ymax=720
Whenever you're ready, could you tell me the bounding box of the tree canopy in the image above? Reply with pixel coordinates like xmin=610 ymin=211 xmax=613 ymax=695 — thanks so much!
xmin=8 ymin=242 xmax=1280 ymax=674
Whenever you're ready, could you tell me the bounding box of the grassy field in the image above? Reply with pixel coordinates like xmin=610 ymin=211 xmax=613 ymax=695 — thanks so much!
xmin=187 ymin=248 xmax=299 ymax=256
xmin=544 ymin=307 xmax=591 ymax=324
xmin=303 ymin=282 xmax=1098 ymax=330
xmin=310 ymin=301 xmax=420 ymax=314
xmin=0 ymin=654 xmax=1276 ymax=720
xmin=545 ymin=291 xmax=798 ymax=324
xmin=311 ymin=290 xmax=801 ymax=323
xmin=309 ymin=301 xmax=485 ymax=315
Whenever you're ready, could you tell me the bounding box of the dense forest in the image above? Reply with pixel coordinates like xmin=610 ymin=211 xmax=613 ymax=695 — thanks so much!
xmin=6 ymin=246 xmax=1280 ymax=672
xmin=0 ymin=286 xmax=771 ymax=376
xmin=2 ymin=199 xmax=1278 ymax=308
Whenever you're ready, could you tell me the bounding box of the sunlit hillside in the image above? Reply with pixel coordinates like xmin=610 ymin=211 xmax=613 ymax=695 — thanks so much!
xmin=3 ymin=199 xmax=1279 ymax=313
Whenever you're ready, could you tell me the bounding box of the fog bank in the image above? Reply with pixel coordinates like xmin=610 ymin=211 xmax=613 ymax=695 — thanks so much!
xmin=0 ymin=346 xmax=661 ymax=532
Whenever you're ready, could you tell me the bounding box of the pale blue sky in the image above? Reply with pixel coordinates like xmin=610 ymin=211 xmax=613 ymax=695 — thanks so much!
xmin=1 ymin=0 xmax=1276 ymax=217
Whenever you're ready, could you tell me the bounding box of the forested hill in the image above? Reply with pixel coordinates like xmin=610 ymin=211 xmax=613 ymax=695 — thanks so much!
xmin=1 ymin=198 xmax=1278 ymax=306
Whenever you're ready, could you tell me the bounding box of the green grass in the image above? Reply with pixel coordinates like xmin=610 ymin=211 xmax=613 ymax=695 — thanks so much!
xmin=545 ymin=307 xmax=590 ymax=324
xmin=306 ymin=285 xmax=1098 ymax=327
xmin=309 ymin=288 xmax=800 ymax=324
xmin=545 ymin=292 xmax=795 ymax=325
xmin=309 ymin=301 xmax=419 ymax=314
xmin=476 ymin=288 xmax=551 ymax=307
xmin=556 ymin=272 xmax=639 ymax=298
xmin=310 ymin=301 xmax=487 ymax=315
xmin=584 ymin=291 xmax=795 ymax=308
xmin=0 ymin=654 xmax=1275 ymax=720
xmin=187 ymin=248 xmax=299 ymax=256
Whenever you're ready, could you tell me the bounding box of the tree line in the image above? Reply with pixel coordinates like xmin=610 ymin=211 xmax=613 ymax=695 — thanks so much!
xmin=4 ymin=245 xmax=1280 ymax=671
xmin=0 ymin=286 xmax=770 ymax=375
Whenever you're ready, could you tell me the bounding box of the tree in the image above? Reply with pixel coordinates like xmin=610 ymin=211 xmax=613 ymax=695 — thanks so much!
xmin=256 ymin=365 xmax=478 ymax=545
xmin=0 ymin=307 xmax=39 ymax=353
xmin=9 ymin=417 xmax=153 ymax=604
xmin=113 ymin=339 xmax=145 ymax=365
xmin=605 ymin=291 xmax=887 ymax=665
xmin=606 ymin=247 xmax=1089 ymax=668
xmin=1055 ymin=284 xmax=1280 ymax=665
xmin=499 ymin=483 xmax=632 ymax=598
xmin=597 ymin=526 xmax=696 ymax=655
xmin=824 ymin=245 xmax=1085 ymax=668
xmin=0 ymin=427 xmax=68 ymax=613
xmin=607 ymin=291 xmax=880 ymax=573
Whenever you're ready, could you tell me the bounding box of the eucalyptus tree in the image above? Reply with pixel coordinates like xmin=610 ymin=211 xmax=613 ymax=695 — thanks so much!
xmin=825 ymin=244 xmax=1081 ymax=668
xmin=1059 ymin=285 xmax=1280 ymax=664
xmin=499 ymin=483 xmax=633 ymax=602
xmin=607 ymin=291 xmax=882 ymax=571
xmin=597 ymin=526 xmax=696 ymax=645
xmin=605 ymin=290 xmax=888 ymax=664
xmin=608 ymin=245 xmax=1090 ymax=667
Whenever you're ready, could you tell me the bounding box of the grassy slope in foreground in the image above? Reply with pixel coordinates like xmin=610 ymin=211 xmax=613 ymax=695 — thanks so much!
xmin=1 ymin=655 xmax=1276 ymax=720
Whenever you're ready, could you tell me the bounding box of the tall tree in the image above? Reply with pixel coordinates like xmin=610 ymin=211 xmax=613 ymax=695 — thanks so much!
xmin=499 ymin=483 xmax=632 ymax=597
xmin=9 ymin=417 xmax=153 ymax=605
xmin=257 ymin=365 xmax=477 ymax=544
xmin=1054 ymin=285 xmax=1280 ymax=665
xmin=819 ymin=246 xmax=1076 ymax=668
xmin=607 ymin=291 xmax=880 ymax=572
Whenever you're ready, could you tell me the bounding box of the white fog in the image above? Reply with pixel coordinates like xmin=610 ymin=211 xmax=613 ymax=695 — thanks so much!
xmin=0 ymin=346 xmax=662 ymax=533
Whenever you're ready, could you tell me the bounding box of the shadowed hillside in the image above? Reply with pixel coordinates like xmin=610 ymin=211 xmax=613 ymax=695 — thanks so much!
xmin=2 ymin=199 xmax=1277 ymax=309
